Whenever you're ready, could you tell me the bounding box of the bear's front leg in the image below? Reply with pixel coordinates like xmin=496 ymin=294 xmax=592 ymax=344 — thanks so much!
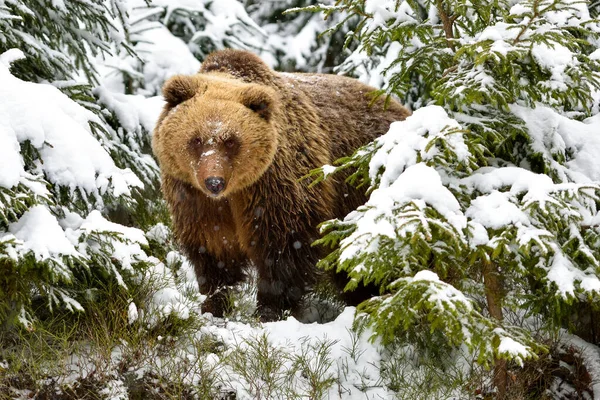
xmin=185 ymin=249 xmax=248 ymax=317
xmin=251 ymin=236 xmax=321 ymax=322
xmin=233 ymin=177 xmax=331 ymax=321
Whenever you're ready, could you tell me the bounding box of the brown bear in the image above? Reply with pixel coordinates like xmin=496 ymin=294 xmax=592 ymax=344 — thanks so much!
xmin=152 ymin=49 xmax=410 ymax=321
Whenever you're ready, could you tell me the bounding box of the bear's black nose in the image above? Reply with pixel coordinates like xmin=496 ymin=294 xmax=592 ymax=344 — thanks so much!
xmin=205 ymin=177 xmax=225 ymax=195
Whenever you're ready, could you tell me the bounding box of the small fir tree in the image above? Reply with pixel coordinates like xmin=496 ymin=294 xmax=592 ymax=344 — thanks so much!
xmin=305 ymin=0 xmax=600 ymax=396
xmin=0 ymin=0 xmax=175 ymax=328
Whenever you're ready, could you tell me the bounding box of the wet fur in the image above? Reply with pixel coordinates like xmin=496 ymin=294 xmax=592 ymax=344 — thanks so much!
xmin=153 ymin=49 xmax=410 ymax=320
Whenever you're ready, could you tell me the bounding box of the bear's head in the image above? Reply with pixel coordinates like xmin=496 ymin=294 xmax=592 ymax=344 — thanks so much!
xmin=153 ymin=74 xmax=280 ymax=198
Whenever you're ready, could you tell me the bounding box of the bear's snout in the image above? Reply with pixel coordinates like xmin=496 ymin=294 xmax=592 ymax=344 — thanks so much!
xmin=205 ymin=177 xmax=226 ymax=195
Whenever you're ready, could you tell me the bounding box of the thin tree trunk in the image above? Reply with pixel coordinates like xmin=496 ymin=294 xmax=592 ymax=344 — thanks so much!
xmin=483 ymin=260 xmax=507 ymax=399
xmin=436 ymin=1 xmax=457 ymax=51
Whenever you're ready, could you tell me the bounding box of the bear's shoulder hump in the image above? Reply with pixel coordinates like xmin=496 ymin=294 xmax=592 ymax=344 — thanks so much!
xmin=199 ymin=49 xmax=275 ymax=85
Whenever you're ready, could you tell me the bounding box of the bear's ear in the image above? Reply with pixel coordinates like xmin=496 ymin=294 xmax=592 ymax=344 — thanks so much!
xmin=240 ymin=86 xmax=275 ymax=121
xmin=162 ymin=75 xmax=204 ymax=107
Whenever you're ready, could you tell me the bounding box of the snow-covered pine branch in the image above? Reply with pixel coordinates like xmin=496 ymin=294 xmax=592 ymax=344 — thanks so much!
xmin=0 ymin=0 xmax=133 ymax=83
xmin=0 ymin=53 xmax=151 ymax=326
xmin=0 ymin=0 xmax=195 ymax=328
xmin=311 ymin=1 xmax=600 ymax=395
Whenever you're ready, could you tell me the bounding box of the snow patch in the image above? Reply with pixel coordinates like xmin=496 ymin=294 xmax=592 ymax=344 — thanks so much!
xmin=466 ymin=191 xmax=528 ymax=230
xmin=127 ymin=302 xmax=139 ymax=325
xmin=562 ymin=334 xmax=600 ymax=399
xmin=412 ymin=270 xmax=440 ymax=282
xmin=369 ymin=105 xmax=469 ymax=189
xmin=498 ymin=336 xmax=531 ymax=366
xmin=340 ymin=163 xmax=466 ymax=262
xmin=145 ymin=260 xmax=192 ymax=325
xmin=0 ymin=59 xmax=142 ymax=198
xmin=0 ymin=48 xmax=25 ymax=67
xmin=146 ymin=223 xmax=170 ymax=244
xmin=6 ymin=205 xmax=78 ymax=262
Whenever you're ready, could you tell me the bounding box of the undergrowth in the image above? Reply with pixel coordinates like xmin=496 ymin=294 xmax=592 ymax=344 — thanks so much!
xmin=0 ymin=272 xmax=594 ymax=399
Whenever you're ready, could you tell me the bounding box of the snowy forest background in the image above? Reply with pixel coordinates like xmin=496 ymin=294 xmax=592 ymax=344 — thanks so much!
xmin=1 ymin=0 xmax=600 ymax=399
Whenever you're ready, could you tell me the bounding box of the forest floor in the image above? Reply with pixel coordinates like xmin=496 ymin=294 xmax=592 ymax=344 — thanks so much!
xmin=2 ymin=268 xmax=600 ymax=400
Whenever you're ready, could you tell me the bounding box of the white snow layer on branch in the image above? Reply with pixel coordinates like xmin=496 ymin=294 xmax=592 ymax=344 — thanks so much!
xmin=0 ymin=207 xmax=151 ymax=290
xmin=338 ymin=104 xmax=600 ymax=296
xmin=258 ymin=12 xmax=332 ymax=71
xmin=411 ymin=270 xmax=473 ymax=312
xmin=6 ymin=205 xmax=78 ymax=262
xmin=341 ymin=40 xmax=404 ymax=90
xmin=0 ymin=57 xmax=142 ymax=197
xmin=465 ymin=191 xmax=529 ymax=230
xmin=189 ymin=0 xmax=266 ymax=44
xmin=340 ymin=162 xmax=466 ymax=262
xmin=339 ymin=106 xmax=469 ymax=261
xmin=78 ymin=210 xmax=148 ymax=274
xmin=369 ymin=105 xmax=469 ymax=189
xmin=364 ymin=0 xmax=415 ymax=33
xmin=130 ymin=24 xmax=200 ymax=95
xmin=511 ymin=104 xmax=600 ymax=183
xmin=496 ymin=330 xmax=532 ymax=367
xmin=148 ymin=0 xmax=264 ymax=35
xmin=96 ymin=0 xmax=202 ymax=94
xmin=94 ymin=87 xmax=164 ymax=135
xmin=547 ymin=251 xmax=600 ymax=297
xmin=144 ymin=260 xmax=192 ymax=325
xmin=562 ymin=333 xmax=600 ymax=399
xmin=1 ymin=205 xmax=192 ymax=323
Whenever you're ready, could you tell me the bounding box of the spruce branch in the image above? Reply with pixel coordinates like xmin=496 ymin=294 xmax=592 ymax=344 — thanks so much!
xmin=512 ymin=7 xmax=538 ymax=44
xmin=511 ymin=0 xmax=561 ymax=45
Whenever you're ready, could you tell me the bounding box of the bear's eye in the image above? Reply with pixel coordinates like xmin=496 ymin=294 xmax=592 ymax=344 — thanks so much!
xmin=190 ymin=137 xmax=203 ymax=148
xmin=246 ymin=100 xmax=271 ymax=120
xmin=249 ymin=101 xmax=268 ymax=113
xmin=223 ymin=138 xmax=240 ymax=153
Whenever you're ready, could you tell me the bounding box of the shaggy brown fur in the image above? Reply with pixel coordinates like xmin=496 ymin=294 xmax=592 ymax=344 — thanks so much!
xmin=153 ymin=49 xmax=410 ymax=321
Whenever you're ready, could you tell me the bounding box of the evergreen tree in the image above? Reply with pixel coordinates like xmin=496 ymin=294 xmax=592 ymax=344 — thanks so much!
xmin=0 ymin=0 xmax=176 ymax=328
xmin=136 ymin=0 xmax=264 ymax=67
xmin=0 ymin=0 xmax=134 ymax=83
xmin=98 ymin=0 xmax=265 ymax=97
xmin=246 ymin=0 xmax=356 ymax=72
xmin=307 ymin=0 xmax=600 ymax=396
xmin=0 ymin=0 xmax=298 ymax=331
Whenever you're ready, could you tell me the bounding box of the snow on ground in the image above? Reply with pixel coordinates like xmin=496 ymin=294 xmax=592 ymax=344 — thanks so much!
xmin=202 ymin=308 xmax=392 ymax=399
xmin=7 ymin=303 xmax=400 ymax=399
